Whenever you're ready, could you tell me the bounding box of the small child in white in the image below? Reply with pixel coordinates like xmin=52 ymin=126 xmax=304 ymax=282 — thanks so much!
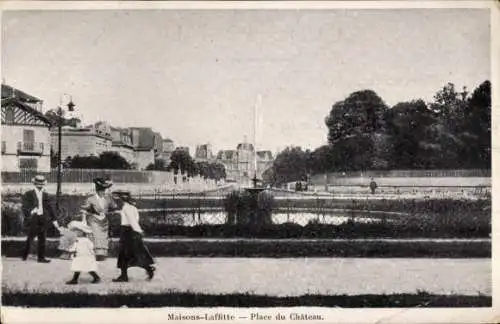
xmin=66 ymin=221 xmax=101 ymax=285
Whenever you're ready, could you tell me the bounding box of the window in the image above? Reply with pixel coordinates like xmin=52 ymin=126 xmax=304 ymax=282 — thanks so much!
xmin=1 ymin=141 xmax=6 ymax=154
xmin=19 ymin=158 xmax=38 ymax=170
xmin=23 ymin=129 xmax=35 ymax=143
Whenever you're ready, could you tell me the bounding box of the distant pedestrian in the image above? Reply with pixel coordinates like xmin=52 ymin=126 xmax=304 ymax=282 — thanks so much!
xmin=65 ymin=221 xmax=101 ymax=285
xmin=369 ymin=178 xmax=378 ymax=194
xmin=21 ymin=175 xmax=62 ymax=263
xmin=112 ymin=191 xmax=155 ymax=282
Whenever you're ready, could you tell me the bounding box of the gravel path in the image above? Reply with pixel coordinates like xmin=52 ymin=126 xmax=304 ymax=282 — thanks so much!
xmin=2 ymin=257 xmax=491 ymax=296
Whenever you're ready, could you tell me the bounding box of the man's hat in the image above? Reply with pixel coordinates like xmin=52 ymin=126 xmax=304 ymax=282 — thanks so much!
xmin=67 ymin=221 xmax=92 ymax=234
xmin=93 ymin=177 xmax=113 ymax=189
xmin=32 ymin=175 xmax=47 ymax=186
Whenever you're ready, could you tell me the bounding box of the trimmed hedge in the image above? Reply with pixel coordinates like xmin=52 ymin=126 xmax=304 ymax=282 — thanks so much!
xmin=2 ymin=292 xmax=491 ymax=308
xmin=130 ymin=222 xmax=490 ymax=239
xmin=1 ymin=237 xmax=491 ymax=258
xmin=2 ymin=193 xmax=491 ymax=239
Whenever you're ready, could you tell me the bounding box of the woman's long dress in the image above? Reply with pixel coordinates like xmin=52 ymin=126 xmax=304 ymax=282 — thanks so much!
xmin=80 ymin=194 xmax=117 ymax=257
xmin=117 ymin=202 xmax=154 ymax=270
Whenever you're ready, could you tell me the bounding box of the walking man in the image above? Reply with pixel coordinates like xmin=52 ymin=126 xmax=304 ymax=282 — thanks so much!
xmin=21 ymin=175 xmax=62 ymax=262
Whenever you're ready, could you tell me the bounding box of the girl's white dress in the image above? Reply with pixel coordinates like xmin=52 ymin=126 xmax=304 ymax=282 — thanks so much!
xmin=69 ymin=237 xmax=98 ymax=272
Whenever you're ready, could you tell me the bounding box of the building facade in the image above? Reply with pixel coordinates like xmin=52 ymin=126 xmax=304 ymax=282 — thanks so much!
xmin=216 ymin=139 xmax=274 ymax=184
xmin=110 ymin=127 xmax=135 ymax=166
xmin=194 ymin=143 xmax=214 ymax=162
xmin=159 ymin=138 xmax=175 ymax=165
xmin=216 ymin=150 xmax=239 ymax=180
xmin=129 ymin=127 xmax=163 ymax=170
xmin=50 ymin=122 xmax=113 ymax=161
xmin=1 ymin=85 xmax=52 ymax=172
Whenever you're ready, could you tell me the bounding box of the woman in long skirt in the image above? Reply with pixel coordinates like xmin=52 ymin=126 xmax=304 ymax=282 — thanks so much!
xmin=80 ymin=178 xmax=118 ymax=261
xmin=112 ymin=190 xmax=155 ymax=282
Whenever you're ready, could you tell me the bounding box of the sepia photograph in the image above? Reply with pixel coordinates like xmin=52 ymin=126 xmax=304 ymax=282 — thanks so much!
xmin=1 ymin=1 xmax=498 ymax=323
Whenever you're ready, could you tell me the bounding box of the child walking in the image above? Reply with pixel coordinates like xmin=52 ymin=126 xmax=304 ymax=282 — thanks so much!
xmin=65 ymin=221 xmax=101 ymax=285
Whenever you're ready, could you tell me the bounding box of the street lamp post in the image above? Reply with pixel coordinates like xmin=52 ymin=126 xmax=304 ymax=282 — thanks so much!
xmin=55 ymin=94 xmax=75 ymax=214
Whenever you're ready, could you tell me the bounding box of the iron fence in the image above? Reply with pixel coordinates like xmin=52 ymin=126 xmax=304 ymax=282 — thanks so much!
xmin=1 ymin=168 xmax=152 ymax=183
xmin=138 ymin=185 xmax=491 ymax=229
xmin=310 ymin=169 xmax=491 ymax=184
xmin=2 ymin=184 xmax=491 ymax=238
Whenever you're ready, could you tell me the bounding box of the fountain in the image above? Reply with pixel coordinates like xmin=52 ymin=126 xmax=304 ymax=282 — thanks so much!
xmin=242 ymin=172 xmax=271 ymax=226
xmin=245 ymin=172 xmax=265 ymax=195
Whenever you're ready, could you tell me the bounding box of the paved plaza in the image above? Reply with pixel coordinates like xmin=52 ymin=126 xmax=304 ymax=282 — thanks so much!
xmin=2 ymin=257 xmax=491 ymax=297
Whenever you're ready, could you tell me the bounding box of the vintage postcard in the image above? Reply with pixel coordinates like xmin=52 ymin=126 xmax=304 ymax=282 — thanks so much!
xmin=1 ymin=1 xmax=498 ymax=323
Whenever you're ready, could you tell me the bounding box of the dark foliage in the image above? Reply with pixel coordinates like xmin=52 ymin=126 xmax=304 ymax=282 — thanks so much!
xmin=62 ymin=151 xmax=132 ymax=170
xmin=2 ymin=292 xmax=491 ymax=308
xmin=1 ymin=237 xmax=491 ymax=258
xmin=268 ymin=81 xmax=491 ymax=184
xmin=223 ymin=190 xmax=274 ymax=226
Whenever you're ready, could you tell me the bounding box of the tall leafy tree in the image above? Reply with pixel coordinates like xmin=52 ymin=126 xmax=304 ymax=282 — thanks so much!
xmin=97 ymin=151 xmax=132 ymax=169
xmin=146 ymin=159 xmax=168 ymax=171
xmin=461 ymin=80 xmax=491 ymax=168
xmin=271 ymin=146 xmax=310 ymax=185
xmin=325 ymin=89 xmax=388 ymax=144
xmin=324 ymin=90 xmax=389 ymax=170
xmin=168 ymin=149 xmax=194 ymax=175
xmin=384 ymin=99 xmax=436 ymax=169
xmin=44 ymin=109 xmax=81 ymax=128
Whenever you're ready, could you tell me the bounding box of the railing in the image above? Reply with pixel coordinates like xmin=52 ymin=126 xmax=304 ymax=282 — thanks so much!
xmin=310 ymin=169 xmax=491 ymax=184
xmin=0 ymin=168 xmax=224 ymax=185
xmin=17 ymin=142 xmax=44 ymax=154
xmin=2 ymin=168 xmax=151 ymax=183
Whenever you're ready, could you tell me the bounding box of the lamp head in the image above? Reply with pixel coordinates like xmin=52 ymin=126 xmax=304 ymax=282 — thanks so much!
xmin=67 ymin=100 xmax=75 ymax=112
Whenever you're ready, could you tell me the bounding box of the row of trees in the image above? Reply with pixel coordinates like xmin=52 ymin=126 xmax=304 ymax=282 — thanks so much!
xmin=52 ymin=151 xmax=133 ymax=170
xmin=52 ymin=149 xmax=227 ymax=182
xmin=146 ymin=149 xmax=226 ymax=182
xmin=264 ymin=80 xmax=491 ymax=186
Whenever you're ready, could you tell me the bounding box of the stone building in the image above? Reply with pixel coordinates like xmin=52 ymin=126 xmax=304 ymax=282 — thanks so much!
xmin=110 ymin=127 xmax=135 ymax=166
xmin=1 ymin=84 xmax=52 ymax=172
xmin=159 ymin=138 xmax=175 ymax=165
xmin=50 ymin=121 xmax=113 ymax=161
xmin=194 ymin=143 xmax=214 ymax=162
xmin=129 ymin=127 xmax=163 ymax=170
xmin=216 ymin=138 xmax=274 ymax=184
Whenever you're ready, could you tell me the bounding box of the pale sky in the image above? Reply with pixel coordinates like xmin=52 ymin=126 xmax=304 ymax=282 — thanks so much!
xmin=2 ymin=9 xmax=490 ymax=155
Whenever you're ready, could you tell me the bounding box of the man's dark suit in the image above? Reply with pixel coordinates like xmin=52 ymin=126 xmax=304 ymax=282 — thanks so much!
xmin=21 ymin=189 xmax=56 ymax=260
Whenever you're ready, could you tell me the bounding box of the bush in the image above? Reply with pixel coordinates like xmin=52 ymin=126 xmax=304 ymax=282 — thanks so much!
xmin=223 ymin=190 xmax=275 ymax=226
xmin=1 ymin=200 xmax=24 ymax=236
xmin=223 ymin=191 xmax=240 ymax=225
xmin=1 ymin=193 xmax=90 ymax=237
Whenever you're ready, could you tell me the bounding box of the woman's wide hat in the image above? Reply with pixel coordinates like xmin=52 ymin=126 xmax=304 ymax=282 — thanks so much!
xmin=32 ymin=175 xmax=47 ymax=186
xmin=67 ymin=221 xmax=92 ymax=234
xmin=93 ymin=177 xmax=113 ymax=189
xmin=112 ymin=190 xmax=135 ymax=204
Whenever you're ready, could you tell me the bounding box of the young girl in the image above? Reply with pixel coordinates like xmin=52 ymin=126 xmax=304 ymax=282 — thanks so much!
xmin=65 ymin=221 xmax=101 ymax=285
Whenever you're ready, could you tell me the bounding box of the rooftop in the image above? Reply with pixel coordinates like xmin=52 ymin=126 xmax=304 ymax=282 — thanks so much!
xmin=1 ymin=84 xmax=42 ymax=103
xmin=1 ymin=97 xmax=51 ymax=126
